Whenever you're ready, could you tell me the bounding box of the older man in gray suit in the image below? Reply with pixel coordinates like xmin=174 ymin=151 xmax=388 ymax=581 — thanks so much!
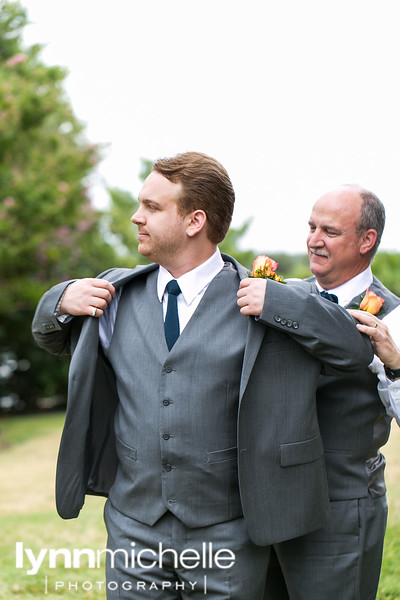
xmin=265 ymin=184 xmax=400 ymax=600
xmin=32 ymin=154 xmax=372 ymax=599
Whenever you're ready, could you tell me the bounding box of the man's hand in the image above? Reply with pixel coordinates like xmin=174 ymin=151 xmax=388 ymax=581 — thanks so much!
xmin=348 ymin=309 xmax=400 ymax=370
xmin=237 ymin=278 xmax=267 ymax=316
xmin=60 ymin=279 xmax=116 ymax=318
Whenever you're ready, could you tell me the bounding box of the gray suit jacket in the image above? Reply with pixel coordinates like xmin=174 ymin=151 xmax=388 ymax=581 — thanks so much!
xmin=32 ymin=255 xmax=373 ymax=545
xmin=307 ymin=275 xmax=400 ymax=500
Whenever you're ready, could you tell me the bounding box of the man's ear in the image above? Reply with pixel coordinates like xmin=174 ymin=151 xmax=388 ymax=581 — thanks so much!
xmin=186 ymin=210 xmax=207 ymax=237
xmin=359 ymin=228 xmax=378 ymax=255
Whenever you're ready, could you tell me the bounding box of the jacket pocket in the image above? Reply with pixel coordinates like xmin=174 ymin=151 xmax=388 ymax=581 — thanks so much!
xmin=116 ymin=437 xmax=137 ymax=462
xmin=280 ymin=435 xmax=323 ymax=467
xmin=206 ymin=446 xmax=238 ymax=464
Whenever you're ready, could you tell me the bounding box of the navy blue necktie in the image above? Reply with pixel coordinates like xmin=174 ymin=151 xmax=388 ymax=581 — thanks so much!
xmin=164 ymin=280 xmax=182 ymax=350
xmin=320 ymin=290 xmax=339 ymax=304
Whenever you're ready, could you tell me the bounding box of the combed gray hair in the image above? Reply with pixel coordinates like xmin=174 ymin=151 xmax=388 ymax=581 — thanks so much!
xmin=346 ymin=185 xmax=386 ymax=259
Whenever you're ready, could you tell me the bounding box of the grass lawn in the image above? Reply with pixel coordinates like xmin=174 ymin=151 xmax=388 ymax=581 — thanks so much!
xmin=0 ymin=413 xmax=107 ymax=599
xmin=0 ymin=412 xmax=399 ymax=599
xmin=377 ymin=421 xmax=400 ymax=600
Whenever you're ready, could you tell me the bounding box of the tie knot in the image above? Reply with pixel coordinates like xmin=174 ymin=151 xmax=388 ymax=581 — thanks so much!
xmin=166 ymin=279 xmax=181 ymax=297
xmin=320 ymin=290 xmax=338 ymax=304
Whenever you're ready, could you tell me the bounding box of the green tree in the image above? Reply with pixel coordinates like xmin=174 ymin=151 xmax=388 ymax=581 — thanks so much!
xmin=372 ymin=252 xmax=400 ymax=297
xmin=0 ymin=1 xmax=117 ymax=410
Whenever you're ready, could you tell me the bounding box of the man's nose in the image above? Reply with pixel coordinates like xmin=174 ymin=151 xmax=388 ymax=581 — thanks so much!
xmin=308 ymin=230 xmax=323 ymax=247
xmin=131 ymin=209 xmax=144 ymax=224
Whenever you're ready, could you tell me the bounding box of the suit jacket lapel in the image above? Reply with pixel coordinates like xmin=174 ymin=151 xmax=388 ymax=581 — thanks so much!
xmin=346 ymin=279 xmax=384 ymax=310
xmin=101 ymin=263 xmax=158 ymax=289
xmin=74 ymin=265 xmax=159 ymax=353
xmin=239 ymin=319 xmax=266 ymax=400
xmin=220 ymin=255 xmax=268 ymax=402
xmin=346 ymin=292 xmax=364 ymax=309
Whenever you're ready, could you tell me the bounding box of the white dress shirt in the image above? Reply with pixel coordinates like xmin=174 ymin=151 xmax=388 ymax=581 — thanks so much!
xmin=316 ymin=266 xmax=400 ymax=425
xmin=99 ymin=248 xmax=224 ymax=350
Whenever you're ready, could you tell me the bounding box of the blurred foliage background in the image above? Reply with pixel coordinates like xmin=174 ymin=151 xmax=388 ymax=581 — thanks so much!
xmin=1 ymin=0 xmax=399 ymax=414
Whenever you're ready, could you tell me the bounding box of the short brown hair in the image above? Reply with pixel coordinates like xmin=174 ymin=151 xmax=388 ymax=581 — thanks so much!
xmin=153 ymin=151 xmax=235 ymax=244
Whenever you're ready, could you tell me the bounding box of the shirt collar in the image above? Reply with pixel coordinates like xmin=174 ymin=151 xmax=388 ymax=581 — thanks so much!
xmin=157 ymin=248 xmax=224 ymax=305
xmin=315 ymin=266 xmax=373 ymax=307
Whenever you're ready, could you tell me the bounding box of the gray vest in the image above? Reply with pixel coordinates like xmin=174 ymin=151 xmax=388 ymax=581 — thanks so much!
xmin=314 ymin=276 xmax=400 ymax=499
xmin=107 ymin=263 xmax=248 ymax=527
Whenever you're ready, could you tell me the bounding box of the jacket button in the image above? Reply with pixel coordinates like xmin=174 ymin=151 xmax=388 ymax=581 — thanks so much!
xmin=165 ymin=464 xmax=172 ymax=472
xmin=292 ymin=322 xmax=299 ymax=329
xmin=274 ymin=315 xmax=281 ymax=323
xmin=280 ymin=318 xmax=287 ymax=325
xmin=286 ymin=320 xmax=293 ymax=327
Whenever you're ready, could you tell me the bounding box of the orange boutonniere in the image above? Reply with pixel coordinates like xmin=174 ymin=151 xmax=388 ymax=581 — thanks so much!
xmin=350 ymin=289 xmax=385 ymax=315
xmin=359 ymin=289 xmax=385 ymax=315
xmin=249 ymin=255 xmax=286 ymax=283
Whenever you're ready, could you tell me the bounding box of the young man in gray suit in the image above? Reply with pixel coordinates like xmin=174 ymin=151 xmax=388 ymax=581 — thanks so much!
xmin=265 ymin=184 xmax=400 ymax=600
xmin=32 ymin=154 xmax=372 ymax=599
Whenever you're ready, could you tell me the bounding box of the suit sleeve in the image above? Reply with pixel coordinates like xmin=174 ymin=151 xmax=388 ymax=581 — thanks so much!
xmin=31 ymin=280 xmax=81 ymax=356
xmin=257 ymin=279 xmax=373 ymax=375
xmin=31 ymin=265 xmax=125 ymax=356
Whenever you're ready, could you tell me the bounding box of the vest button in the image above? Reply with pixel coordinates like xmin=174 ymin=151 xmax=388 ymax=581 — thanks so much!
xmin=165 ymin=366 xmax=173 ymax=373
xmin=163 ymin=434 xmax=170 ymax=440
xmin=163 ymin=399 xmax=170 ymax=406
xmin=164 ymin=464 xmax=172 ymax=472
